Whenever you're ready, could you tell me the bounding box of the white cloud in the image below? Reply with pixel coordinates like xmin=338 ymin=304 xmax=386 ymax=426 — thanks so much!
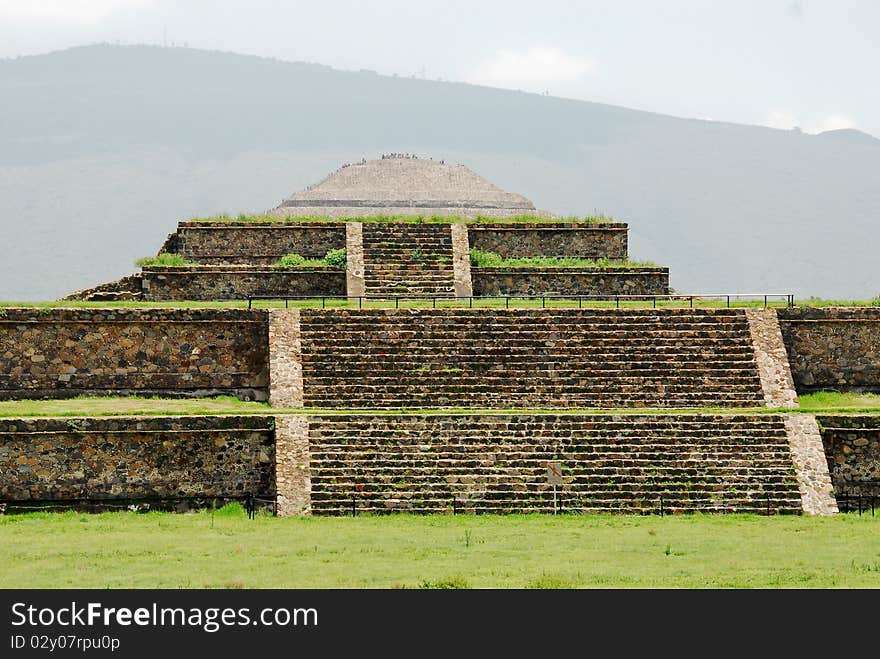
xmin=809 ymin=114 xmax=856 ymax=133
xmin=466 ymin=46 xmax=597 ymax=94
xmin=0 ymin=0 xmax=154 ymax=26
xmin=764 ymin=109 xmax=800 ymax=130
xmin=763 ymin=109 xmax=857 ymax=134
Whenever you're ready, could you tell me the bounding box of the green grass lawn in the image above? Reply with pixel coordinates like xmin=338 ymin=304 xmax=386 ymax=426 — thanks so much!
xmin=0 ymin=392 xmax=878 ymax=418
xmin=1 ymin=510 xmax=878 ymax=588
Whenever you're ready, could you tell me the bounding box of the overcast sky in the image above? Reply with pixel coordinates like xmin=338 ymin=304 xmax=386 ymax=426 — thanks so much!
xmin=2 ymin=0 xmax=877 ymax=137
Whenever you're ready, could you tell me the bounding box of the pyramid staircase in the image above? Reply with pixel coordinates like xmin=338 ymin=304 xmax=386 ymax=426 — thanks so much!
xmin=305 ymin=414 xmax=802 ymax=515
xmin=297 ymin=308 xmax=766 ymax=408
xmin=361 ymin=223 xmax=456 ymax=297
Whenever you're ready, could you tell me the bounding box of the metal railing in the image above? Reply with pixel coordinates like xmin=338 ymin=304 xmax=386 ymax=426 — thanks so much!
xmin=247 ymin=293 xmax=795 ymax=309
xmin=0 ymin=493 xmax=275 ymax=518
xmin=836 ymin=481 xmax=880 ymax=516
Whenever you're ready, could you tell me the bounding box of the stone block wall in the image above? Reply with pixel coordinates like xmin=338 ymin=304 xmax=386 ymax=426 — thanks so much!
xmin=141 ymin=266 xmax=345 ymax=301
xmin=777 ymin=307 xmax=880 ymax=393
xmin=817 ymin=415 xmax=880 ymax=494
xmin=472 ymin=268 xmax=669 ymax=296
xmin=296 ymin=413 xmax=801 ymax=515
xmin=0 ymin=416 xmax=275 ymax=502
xmin=467 ymin=223 xmax=628 ymax=259
xmin=0 ymin=308 xmax=269 ymax=400
xmin=172 ymin=221 xmax=346 ymax=264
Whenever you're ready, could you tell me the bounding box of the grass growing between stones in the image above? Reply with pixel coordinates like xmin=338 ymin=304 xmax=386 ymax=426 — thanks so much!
xmin=186 ymin=213 xmax=616 ymax=224
xmin=0 ymin=396 xmax=270 ymax=418
xmin=2 ymin=392 xmax=880 ymax=417
xmin=1 ymin=511 xmax=878 ymax=588
xmin=134 ymin=253 xmax=193 ymax=267
xmin=798 ymin=392 xmax=880 ymax=412
xmin=469 ymin=248 xmax=657 ymax=269
xmin=0 ymin=298 xmax=799 ymax=310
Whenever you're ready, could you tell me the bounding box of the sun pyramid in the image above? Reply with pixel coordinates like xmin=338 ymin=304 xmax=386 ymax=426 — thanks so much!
xmin=268 ymin=154 xmax=540 ymax=218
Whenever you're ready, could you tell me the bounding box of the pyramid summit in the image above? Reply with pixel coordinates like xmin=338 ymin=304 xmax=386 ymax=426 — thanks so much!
xmin=268 ymin=154 xmax=542 ymax=218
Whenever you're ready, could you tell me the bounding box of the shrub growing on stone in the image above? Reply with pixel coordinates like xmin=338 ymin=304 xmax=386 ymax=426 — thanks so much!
xmin=135 ymin=253 xmax=191 ymax=267
xmin=469 ymin=248 xmax=504 ymax=267
xmin=274 ymin=253 xmax=308 ymax=268
xmin=324 ymin=248 xmax=347 ymax=268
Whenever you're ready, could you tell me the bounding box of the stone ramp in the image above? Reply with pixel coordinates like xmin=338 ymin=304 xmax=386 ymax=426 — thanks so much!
xmin=361 ymin=223 xmax=457 ymax=297
xmin=296 ymin=308 xmax=767 ymax=408
xmin=298 ymin=414 xmax=802 ymax=515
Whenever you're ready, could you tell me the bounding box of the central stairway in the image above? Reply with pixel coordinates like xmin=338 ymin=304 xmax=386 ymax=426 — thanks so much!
xmin=297 ymin=308 xmax=766 ymax=408
xmin=361 ymin=223 xmax=456 ymax=297
xmin=305 ymin=414 xmax=802 ymax=515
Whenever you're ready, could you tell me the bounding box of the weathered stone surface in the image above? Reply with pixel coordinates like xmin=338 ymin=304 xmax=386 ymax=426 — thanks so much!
xmin=142 ymin=266 xmax=344 ymax=300
xmin=345 ymin=222 xmax=365 ymax=300
xmin=269 ymin=156 xmax=541 ymax=218
xmin=295 ymin=308 xmax=766 ymax=408
xmin=275 ymin=415 xmax=310 ymax=516
xmin=268 ymin=309 xmax=303 ymax=408
xmin=784 ymin=414 xmax=838 ymax=515
xmin=451 ymin=223 xmax=473 ymax=298
xmin=303 ymin=413 xmax=801 ymax=515
xmin=468 ymin=223 xmax=628 ymax=259
xmin=816 ymin=415 xmax=880 ymax=495
xmin=65 ymin=274 xmax=143 ymax=301
xmin=0 ymin=308 xmax=269 ymax=400
xmin=745 ymin=309 xmax=799 ymax=408
xmin=472 ymin=268 xmax=668 ymax=296
xmin=777 ymin=307 xmax=880 ymax=393
xmin=173 ymin=222 xmax=346 ymax=264
xmin=0 ymin=416 xmax=275 ymax=502
xmin=361 ymin=223 xmax=456 ymax=297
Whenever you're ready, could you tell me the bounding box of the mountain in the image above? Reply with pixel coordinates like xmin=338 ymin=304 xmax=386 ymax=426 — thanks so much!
xmin=814 ymin=128 xmax=880 ymax=146
xmin=1 ymin=44 xmax=879 ymax=300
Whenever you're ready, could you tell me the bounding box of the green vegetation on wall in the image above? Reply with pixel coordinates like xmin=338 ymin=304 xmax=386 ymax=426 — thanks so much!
xmin=272 ymin=248 xmax=347 ymax=269
xmin=188 ymin=213 xmax=615 ymax=225
xmin=469 ymin=248 xmax=657 ymax=269
xmin=323 ymin=248 xmax=347 ymax=268
xmin=134 ymin=253 xmax=193 ymax=267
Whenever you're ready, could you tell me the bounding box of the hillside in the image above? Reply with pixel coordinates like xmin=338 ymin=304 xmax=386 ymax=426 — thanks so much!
xmin=1 ymin=44 xmax=878 ymax=300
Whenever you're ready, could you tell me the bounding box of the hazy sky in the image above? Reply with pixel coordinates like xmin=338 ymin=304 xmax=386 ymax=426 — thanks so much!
xmin=2 ymin=0 xmax=878 ymax=137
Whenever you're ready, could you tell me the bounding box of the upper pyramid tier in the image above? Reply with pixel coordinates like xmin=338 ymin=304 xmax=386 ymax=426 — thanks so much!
xmin=268 ymin=154 xmax=542 ymax=218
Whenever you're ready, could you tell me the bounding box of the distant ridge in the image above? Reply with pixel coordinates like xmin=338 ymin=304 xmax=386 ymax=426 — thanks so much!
xmin=814 ymin=128 xmax=880 ymax=146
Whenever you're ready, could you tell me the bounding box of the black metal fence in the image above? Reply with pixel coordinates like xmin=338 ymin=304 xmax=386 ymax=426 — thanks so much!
xmin=247 ymin=293 xmax=796 ymax=309
xmin=835 ymin=481 xmax=880 ymax=516
xmin=0 ymin=494 xmax=276 ymax=518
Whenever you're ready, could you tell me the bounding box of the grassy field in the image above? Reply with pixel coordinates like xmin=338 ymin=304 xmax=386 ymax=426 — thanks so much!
xmin=0 ymin=392 xmax=877 ymax=418
xmin=1 ymin=510 xmax=878 ymax=588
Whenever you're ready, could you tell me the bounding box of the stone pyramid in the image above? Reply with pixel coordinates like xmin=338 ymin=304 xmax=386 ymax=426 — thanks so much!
xmin=268 ymin=154 xmax=541 ymax=218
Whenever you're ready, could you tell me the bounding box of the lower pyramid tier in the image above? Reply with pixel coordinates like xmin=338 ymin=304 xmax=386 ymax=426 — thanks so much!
xmin=279 ymin=413 xmax=816 ymax=515
xmin=3 ymin=413 xmax=832 ymax=515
